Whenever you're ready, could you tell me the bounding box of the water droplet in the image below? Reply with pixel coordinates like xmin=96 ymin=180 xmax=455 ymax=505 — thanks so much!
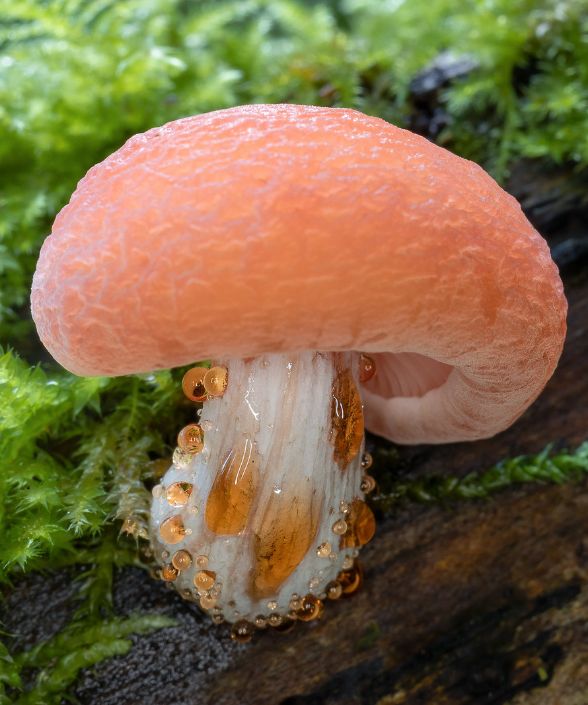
xmin=254 ymin=615 xmax=268 ymax=628
xmin=172 ymin=447 xmax=193 ymax=468
xmin=200 ymin=594 xmax=217 ymax=610
xmin=267 ymin=600 xmax=278 ymax=611
xmin=289 ymin=595 xmax=302 ymax=611
xmin=171 ymin=549 xmax=192 ymax=571
xmin=309 ymin=576 xmax=320 ymax=590
xmin=359 ymin=354 xmax=376 ymax=383
xmin=203 ymin=366 xmax=228 ymax=397
xmin=317 ymin=541 xmax=332 ymax=558
xmin=177 ymin=424 xmax=204 ymax=454
xmin=196 ymin=555 xmax=208 ymax=568
xmin=340 ymin=499 xmax=376 ymax=548
xmin=342 ymin=556 xmax=354 ymax=570
xmin=161 ymin=564 xmax=178 ymax=582
xmin=159 ymin=515 xmax=186 ymax=544
xmin=338 ymin=561 xmax=363 ymax=595
xmin=332 ymin=519 xmax=348 ymax=535
xmin=194 ymin=570 xmax=216 ymax=591
xmin=212 ymin=613 xmax=224 ymax=624
xmin=329 ymin=552 xmax=337 ymax=561
xmin=326 ymin=581 xmax=343 ymax=600
xmin=360 ymin=474 xmax=377 ymax=494
xmin=231 ymin=619 xmax=255 ymax=643
xmin=296 ymin=594 xmax=323 ymax=622
xmin=339 ymin=500 xmax=350 ymax=514
xmin=361 ymin=452 xmax=373 ymax=470
xmin=268 ymin=613 xmax=282 ymax=627
xmin=152 ymin=484 xmax=164 ymax=498
xmin=166 ymin=482 xmax=193 ymax=507
xmin=182 ymin=367 xmax=209 ymax=402
xmin=161 ymin=550 xmax=170 ymax=561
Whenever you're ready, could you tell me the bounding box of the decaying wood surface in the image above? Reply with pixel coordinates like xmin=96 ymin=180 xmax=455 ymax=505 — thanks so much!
xmin=3 ymin=167 xmax=587 ymax=704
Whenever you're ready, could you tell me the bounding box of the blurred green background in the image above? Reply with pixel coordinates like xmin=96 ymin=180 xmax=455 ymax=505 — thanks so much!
xmin=1 ymin=2 xmax=587 ymax=703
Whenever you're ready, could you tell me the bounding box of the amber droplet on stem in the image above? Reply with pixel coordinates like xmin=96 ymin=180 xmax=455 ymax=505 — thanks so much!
xmin=182 ymin=366 xmax=209 ymax=402
xmin=338 ymin=561 xmax=363 ymax=596
xmin=361 ymin=452 xmax=373 ymax=470
xmin=194 ymin=570 xmax=216 ymax=591
xmin=159 ymin=515 xmax=187 ymax=544
xmin=360 ymin=475 xmax=377 ymax=494
xmin=161 ymin=564 xmax=178 ymax=581
xmin=204 ymin=366 xmax=228 ymax=397
xmin=177 ymin=423 xmax=204 ymax=453
xmin=332 ymin=519 xmax=347 ymax=535
xmin=359 ymin=354 xmax=376 ymax=383
xmin=326 ymin=581 xmax=343 ymax=600
xmin=231 ymin=620 xmax=255 ymax=643
xmin=317 ymin=541 xmax=332 ymax=558
xmin=296 ymin=594 xmax=324 ymax=622
xmin=340 ymin=499 xmax=376 ymax=548
xmin=171 ymin=549 xmax=192 ymax=571
xmin=166 ymin=482 xmax=193 ymax=507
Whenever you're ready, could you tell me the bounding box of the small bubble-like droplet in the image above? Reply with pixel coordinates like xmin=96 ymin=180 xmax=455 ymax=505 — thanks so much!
xmin=309 ymin=576 xmax=320 ymax=590
xmin=289 ymin=595 xmax=302 ymax=611
xmin=267 ymin=600 xmax=278 ymax=611
xmin=194 ymin=570 xmax=216 ymax=591
xmin=296 ymin=594 xmax=323 ymax=622
xmin=172 ymin=447 xmax=193 ymax=468
xmin=327 ymin=581 xmax=343 ymax=600
xmin=212 ymin=613 xmax=224 ymax=624
xmin=161 ymin=564 xmax=178 ymax=582
xmin=159 ymin=515 xmax=186 ymax=544
xmin=339 ymin=500 xmax=350 ymax=514
xmin=360 ymin=475 xmax=377 ymax=494
xmin=317 ymin=541 xmax=332 ymax=558
xmin=177 ymin=424 xmax=204 ymax=454
xmin=171 ymin=549 xmax=192 ymax=571
xmin=231 ymin=620 xmax=255 ymax=643
xmin=359 ymin=354 xmax=376 ymax=383
xmin=361 ymin=453 xmax=373 ymax=470
xmin=200 ymin=594 xmax=217 ymax=610
xmin=332 ymin=519 xmax=348 ymax=535
xmin=166 ymin=482 xmax=193 ymax=507
xmin=254 ymin=615 xmax=268 ymax=629
xmin=204 ymin=366 xmax=228 ymax=397
xmin=342 ymin=556 xmax=354 ymax=570
xmin=268 ymin=613 xmax=282 ymax=627
xmin=196 ymin=555 xmax=209 ymax=568
xmin=341 ymin=499 xmax=376 ymax=548
xmin=338 ymin=561 xmax=363 ymax=595
xmin=182 ymin=367 xmax=209 ymax=402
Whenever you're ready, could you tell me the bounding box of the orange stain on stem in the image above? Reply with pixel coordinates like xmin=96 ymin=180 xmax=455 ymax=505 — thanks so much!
xmin=250 ymin=484 xmax=322 ymax=599
xmin=205 ymin=438 xmax=259 ymax=535
xmin=331 ymin=368 xmax=364 ymax=469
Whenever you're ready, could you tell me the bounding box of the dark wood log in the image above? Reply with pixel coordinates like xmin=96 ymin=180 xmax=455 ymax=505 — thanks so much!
xmin=3 ymin=203 xmax=588 ymax=705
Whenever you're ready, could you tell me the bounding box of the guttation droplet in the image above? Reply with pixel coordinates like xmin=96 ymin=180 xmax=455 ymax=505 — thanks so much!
xmin=171 ymin=549 xmax=192 ymax=571
xmin=204 ymin=366 xmax=228 ymax=397
xmin=360 ymin=475 xmax=377 ymax=494
xmin=177 ymin=424 xmax=204 ymax=454
xmin=326 ymin=581 xmax=343 ymax=600
xmin=166 ymin=482 xmax=193 ymax=507
xmin=317 ymin=541 xmax=332 ymax=558
xmin=332 ymin=519 xmax=348 ymax=535
xmin=231 ymin=620 xmax=255 ymax=643
xmin=196 ymin=555 xmax=208 ymax=568
xmin=194 ymin=570 xmax=216 ymax=591
xmin=182 ymin=366 xmax=209 ymax=402
xmin=359 ymin=354 xmax=376 ymax=383
xmin=296 ymin=594 xmax=323 ymax=622
xmin=361 ymin=452 xmax=373 ymax=470
xmin=161 ymin=564 xmax=178 ymax=582
xmin=159 ymin=515 xmax=187 ymax=544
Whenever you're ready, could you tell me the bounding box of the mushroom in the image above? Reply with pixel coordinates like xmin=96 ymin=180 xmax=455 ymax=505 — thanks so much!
xmin=31 ymin=104 xmax=567 ymax=639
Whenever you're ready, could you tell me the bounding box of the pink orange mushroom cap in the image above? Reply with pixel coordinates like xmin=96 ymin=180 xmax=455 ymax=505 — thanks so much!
xmin=31 ymin=104 xmax=567 ymax=634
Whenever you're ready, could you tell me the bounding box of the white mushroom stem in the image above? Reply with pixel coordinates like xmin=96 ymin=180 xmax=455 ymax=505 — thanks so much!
xmin=150 ymin=351 xmax=374 ymax=627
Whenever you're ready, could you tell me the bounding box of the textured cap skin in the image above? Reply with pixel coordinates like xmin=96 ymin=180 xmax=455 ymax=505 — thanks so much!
xmin=31 ymin=104 xmax=567 ymax=444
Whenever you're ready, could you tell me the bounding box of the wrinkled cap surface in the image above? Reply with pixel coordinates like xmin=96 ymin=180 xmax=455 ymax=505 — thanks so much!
xmin=31 ymin=104 xmax=567 ymax=444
